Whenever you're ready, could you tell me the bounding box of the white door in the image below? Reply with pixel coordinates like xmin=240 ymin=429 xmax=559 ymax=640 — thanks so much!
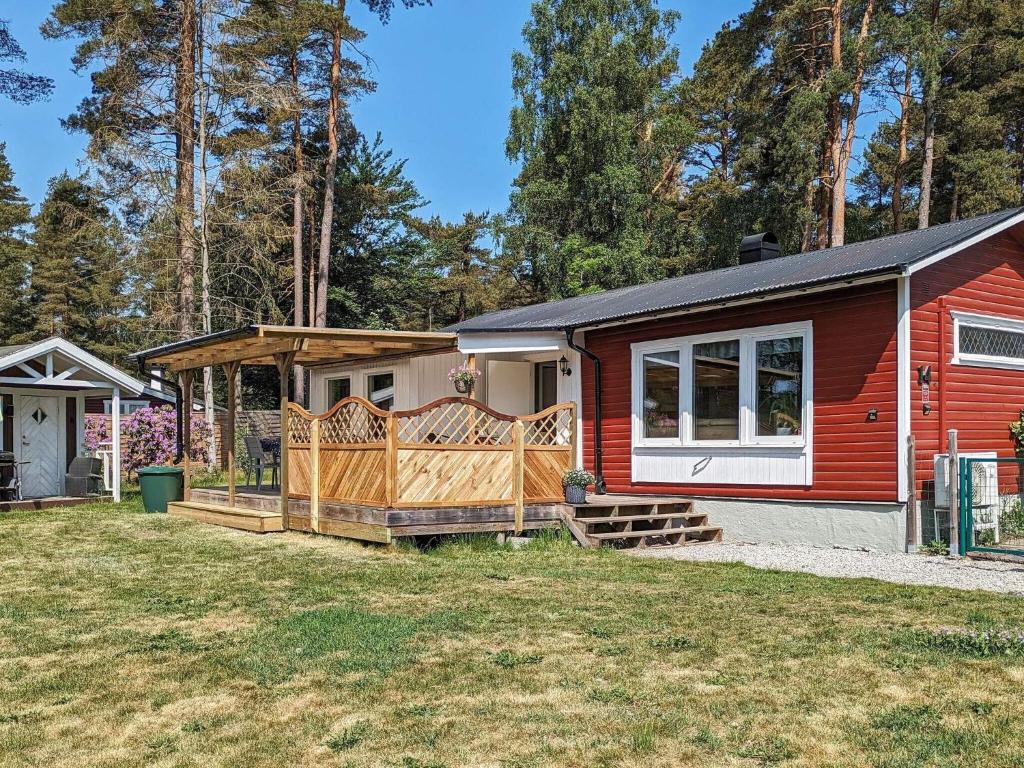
xmin=19 ymin=395 xmax=61 ymax=498
xmin=486 ymin=361 xmax=533 ymax=415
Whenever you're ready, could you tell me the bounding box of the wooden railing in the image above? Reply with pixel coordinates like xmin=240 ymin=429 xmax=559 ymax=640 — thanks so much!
xmin=287 ymin=397 xmax=576 ymax=532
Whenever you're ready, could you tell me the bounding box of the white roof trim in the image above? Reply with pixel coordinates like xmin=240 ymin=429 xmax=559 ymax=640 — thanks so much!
xmin=905 ymin=210 xmax=1024 ymax=275
xmin=457 ymin=331 xmax=567 ymax=354
xmin=0 ymin=338 xmax=147 ymax=395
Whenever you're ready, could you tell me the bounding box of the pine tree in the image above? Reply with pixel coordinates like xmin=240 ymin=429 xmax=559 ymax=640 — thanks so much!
xmin=409 ymin=212 xmax=499 ymax=327
xmin=0 ymin=143 xmax=31 ymax=344
xmin=326 ymin=133 xmax=429 ymax=329
xmin=26 ymin=175 xmax=129 ymax=361
xmin=0 ymin=19 xmax=53 ymax=103
xmin=43 ymin=1 xmax=199 ymax=339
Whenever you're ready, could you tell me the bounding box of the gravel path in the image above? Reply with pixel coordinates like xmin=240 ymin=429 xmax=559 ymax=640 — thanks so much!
xmin=634 ymin=543 xmax=1024 ymax=595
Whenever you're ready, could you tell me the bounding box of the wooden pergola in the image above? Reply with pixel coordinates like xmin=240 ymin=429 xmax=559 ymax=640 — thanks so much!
xmin=132 ymin=325 xmax=458 ymax=517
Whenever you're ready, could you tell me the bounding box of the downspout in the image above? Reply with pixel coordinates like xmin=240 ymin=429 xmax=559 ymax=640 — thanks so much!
xmin=135 ymin=358 xmax=184 ymax=463
xmin=565 ymin=328 xmax=607 ymax=494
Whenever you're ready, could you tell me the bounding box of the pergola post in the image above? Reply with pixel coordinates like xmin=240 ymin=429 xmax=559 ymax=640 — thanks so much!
xmin=111 ymin=386 xmax=121 ymax=503
xmin=180 ymin=369 xmax=193 ymax=502
xmin=274 ymin=351 xmax=297 ymax=530
xmin=222 ymin=361 xmax=240 ymax=507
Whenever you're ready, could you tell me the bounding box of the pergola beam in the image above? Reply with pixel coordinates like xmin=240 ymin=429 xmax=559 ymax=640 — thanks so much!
xmin=135 ymin=325 xmax=457 ymax=373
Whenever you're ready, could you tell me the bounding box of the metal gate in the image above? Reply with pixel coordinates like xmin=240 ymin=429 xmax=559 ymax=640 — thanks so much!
xmin=958 ymin=456 xmax=1024 ymax=557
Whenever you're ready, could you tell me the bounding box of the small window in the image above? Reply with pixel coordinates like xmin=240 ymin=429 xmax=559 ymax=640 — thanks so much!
xmin=954 ymin=312 xmax=1024 ymax=369
xmin=103 ymin=399 xmax=150 ymax=415
xmin=368 ymin=372 xmax=394 ymax=410
xmin=327 ymin=377 xmax=351 ymax=406
xmin=693 ymin=340 xmax=740 ymax=441
xmin=642 ymin=351 xmax=680 ymax=439
xmin=755 ymin=336 xmax=803 ymax=437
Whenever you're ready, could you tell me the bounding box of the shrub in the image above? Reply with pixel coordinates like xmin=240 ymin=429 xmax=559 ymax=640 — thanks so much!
xmin=1002 ymin=497 xmax=1024 ymax=538
xmin=85 ymin=406 xmax=213 ymax=480
xmin=918 ymin=539 xmax=948 ymax=556
xmin=1010 ymin=409 xmax=1024 ymax=457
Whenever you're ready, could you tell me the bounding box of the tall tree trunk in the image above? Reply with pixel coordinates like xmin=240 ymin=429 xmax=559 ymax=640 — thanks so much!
xmin=315 ymin=0 xmax=344 ymax=328
xmin=829 ymin=0 xmax=875 ymax=247
xmin=308 ymin=211 xmax=316 ymax=329
xmin=892 ymin=54 xmax=912 ymax=233
xmin=918 ymin=0 xmax=940 ymax=230
xmin=175 ymin=0 xmax=197 ymax=339
xmin=801 ymin=176 xmax=815 ymax=252
xmin=290 ymin=42 xmax=305 ymax=404
xmin=197 ymin=0 xmax=216 ymax=463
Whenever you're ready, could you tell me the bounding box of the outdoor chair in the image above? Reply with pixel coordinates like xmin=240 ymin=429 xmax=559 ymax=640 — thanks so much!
xmin=243 ymin=435 xmax=280 ymax=492
xmin=66 ymin=457 xmax=104 ymax=497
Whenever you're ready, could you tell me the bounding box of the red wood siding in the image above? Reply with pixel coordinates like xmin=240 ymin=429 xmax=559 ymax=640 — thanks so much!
xmin=580 ymin=283 xmax=900 ymax=502
xmin=910 ymin=230 xmax=1024 ymax=494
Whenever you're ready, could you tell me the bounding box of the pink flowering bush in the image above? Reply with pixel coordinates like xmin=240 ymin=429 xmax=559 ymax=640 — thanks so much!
xmin=84 ymin=406 xmax=212 ymax=480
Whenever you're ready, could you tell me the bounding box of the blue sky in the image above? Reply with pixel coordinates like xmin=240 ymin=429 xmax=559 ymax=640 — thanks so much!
xmin=2 ymin=1 xmax=748 ymax=219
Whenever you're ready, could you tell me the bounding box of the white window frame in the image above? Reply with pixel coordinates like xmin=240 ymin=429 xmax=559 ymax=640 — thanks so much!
xmin=631 ymin=320 xmax=813 ymax=450
xmin=324 ymin=374 xmax=353 ymax=406
xmin=103 ymin=399 xmax=149 ymax=416
xmin=366 ymin=369 xmax=396 ymax=410
xmin=951 ymin=310 xmax=1024 ymax=371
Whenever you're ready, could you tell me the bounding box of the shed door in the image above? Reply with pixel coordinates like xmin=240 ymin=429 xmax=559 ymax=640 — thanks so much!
xmin=486 ymin=361 xmax=533 ymax=415
xmin=19 ymin=395 xmax=61 ymax=498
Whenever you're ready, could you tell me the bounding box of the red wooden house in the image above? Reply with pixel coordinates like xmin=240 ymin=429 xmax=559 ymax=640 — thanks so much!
xmin=449 ymin=208 xmax=1024 ymax=551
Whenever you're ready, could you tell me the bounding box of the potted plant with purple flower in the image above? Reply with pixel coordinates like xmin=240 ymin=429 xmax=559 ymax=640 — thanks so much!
xmin=562 ymin=467 xmax=595 ymax=505
xmin=448 ymin=363 xmax=481 ymax=395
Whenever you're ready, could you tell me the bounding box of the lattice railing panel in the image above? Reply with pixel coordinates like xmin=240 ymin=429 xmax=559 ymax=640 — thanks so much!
xmin=398 ymin=401 xmax=514 ymax=445
xmin=320 ymin=401 xmax=387 ymax=444
xmin=288 ymin=408 xmax=313 ymax=444
xmin=523 ymin=407 xmax=573 ymax=446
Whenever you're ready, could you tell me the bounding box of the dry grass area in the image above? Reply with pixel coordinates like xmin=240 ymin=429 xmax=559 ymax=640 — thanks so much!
xmin=3 ymin=499 xmax=1024 ymax=767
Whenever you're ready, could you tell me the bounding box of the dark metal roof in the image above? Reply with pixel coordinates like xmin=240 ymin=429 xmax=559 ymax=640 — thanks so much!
xmin=450 ymin=207 xmax=1024 ymax=333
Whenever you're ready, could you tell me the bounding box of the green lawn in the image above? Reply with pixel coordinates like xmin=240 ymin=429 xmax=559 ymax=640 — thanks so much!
xmin=2 ymin=500 xmax=1024 ymax=767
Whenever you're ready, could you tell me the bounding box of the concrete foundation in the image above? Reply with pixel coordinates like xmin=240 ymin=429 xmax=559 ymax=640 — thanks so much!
xmin=694 ymin=497 xmax=908 ymax=553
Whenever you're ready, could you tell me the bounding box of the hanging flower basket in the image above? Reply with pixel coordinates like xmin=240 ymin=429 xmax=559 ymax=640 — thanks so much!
xmin=448 ymin=364 xmax=481 ymax=395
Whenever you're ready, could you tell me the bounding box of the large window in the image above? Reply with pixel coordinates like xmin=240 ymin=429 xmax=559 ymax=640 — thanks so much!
xmin=632 ymin=321 xmax=811 ymax=447
xmin=953 ymin=311 xmax=1024 ymax=370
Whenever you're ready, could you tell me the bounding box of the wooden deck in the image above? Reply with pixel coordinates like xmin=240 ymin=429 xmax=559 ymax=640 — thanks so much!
xmin=173 ymin=488 xmax=719 ymax=548
xmin=0 ymin=495 xmax=113 ymax=513
xmin=176 ymin=487 xmax=564 ymax=542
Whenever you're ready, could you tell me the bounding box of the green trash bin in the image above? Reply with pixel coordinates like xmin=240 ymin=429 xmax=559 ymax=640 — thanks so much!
xmin=138 ymin=466 xmax=184 ymax=513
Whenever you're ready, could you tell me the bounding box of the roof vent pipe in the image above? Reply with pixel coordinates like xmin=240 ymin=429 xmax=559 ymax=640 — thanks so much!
xmin=739 ymin=232 xmax=781 ymax=265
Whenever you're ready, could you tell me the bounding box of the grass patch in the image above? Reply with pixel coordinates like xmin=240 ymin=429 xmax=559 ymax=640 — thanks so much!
xmin=3 ymin=500 xmax=1024 ymax=765
xmin=490 ymin=649 xmax=543 ymax=669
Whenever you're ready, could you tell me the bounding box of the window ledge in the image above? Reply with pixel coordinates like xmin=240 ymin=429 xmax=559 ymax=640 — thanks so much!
xmin=952 ymin=355 xmax=1024 ymax=372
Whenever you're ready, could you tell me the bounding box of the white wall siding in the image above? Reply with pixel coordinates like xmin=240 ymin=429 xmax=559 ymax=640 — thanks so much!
xmin=410 ymin=351 xmax=464 ymax=404
xmin=632 ymin=446 xmax=810 ymax=486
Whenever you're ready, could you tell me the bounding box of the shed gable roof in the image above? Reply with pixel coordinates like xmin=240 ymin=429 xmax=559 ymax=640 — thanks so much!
xmin=450 ymin=207 xmax=1024 ymax=333
xmin=0 ymin=338 xmax=147 ymax=394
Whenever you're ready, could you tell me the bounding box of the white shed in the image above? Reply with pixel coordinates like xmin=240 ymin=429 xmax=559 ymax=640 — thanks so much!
xmin=0 ymin=337 xmax=153 ymax=502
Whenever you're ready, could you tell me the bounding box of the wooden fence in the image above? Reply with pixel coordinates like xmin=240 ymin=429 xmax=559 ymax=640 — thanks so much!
xmin=287 ymin=396 xmax=576 ymax=532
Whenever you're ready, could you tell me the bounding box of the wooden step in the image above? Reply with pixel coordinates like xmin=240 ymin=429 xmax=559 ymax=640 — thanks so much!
xmin=574 ymin=512 xmax=705 ymax=524
xmin=168 ymin=501 xmax=284 ymax=534
xmin=587 ymin=524 xmax=722 ymax=541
